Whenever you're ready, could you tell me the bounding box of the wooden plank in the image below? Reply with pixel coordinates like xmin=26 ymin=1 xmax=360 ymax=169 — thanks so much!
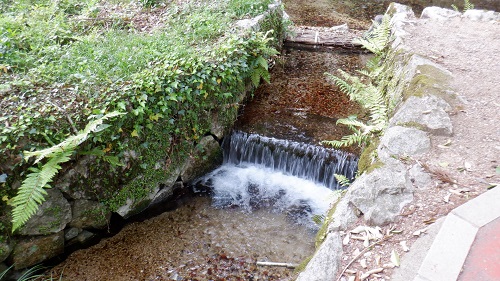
xmin=285 ymin=25 xmax=364 ymax=48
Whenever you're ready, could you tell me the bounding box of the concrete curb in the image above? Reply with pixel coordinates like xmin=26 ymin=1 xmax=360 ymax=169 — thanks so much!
xmin=395 ymin=187 xmax=500 ymax=281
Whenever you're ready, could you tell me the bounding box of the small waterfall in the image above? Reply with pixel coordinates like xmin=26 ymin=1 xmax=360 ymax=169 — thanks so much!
xmin=194 ymin=131 xmax=358 ymax=228
xmin=222 ymin=131 xmax=358 ymax=189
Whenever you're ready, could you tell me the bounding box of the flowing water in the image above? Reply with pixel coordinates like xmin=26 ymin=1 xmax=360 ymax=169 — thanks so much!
xmin=194 ymin=131 xmax=358 ymax=229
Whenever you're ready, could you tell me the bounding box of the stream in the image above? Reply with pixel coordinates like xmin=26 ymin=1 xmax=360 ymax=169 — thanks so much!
xmin=45 ymin=0 xmax=499 ymax=280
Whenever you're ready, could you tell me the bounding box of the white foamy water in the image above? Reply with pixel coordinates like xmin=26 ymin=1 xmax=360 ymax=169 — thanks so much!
xmin=195 ymin=163 xmax=337 ymax=228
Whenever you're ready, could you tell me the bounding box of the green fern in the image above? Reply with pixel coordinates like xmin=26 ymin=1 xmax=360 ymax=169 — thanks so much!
xmin=11 ymin=112 xmax=124 ymax=232
xmin=452 ymin=0 xmax=474 ymax=12
xmin=334 ymin=174 xmax=351 ymax=187
xmin=354 ymin=14 xmax=392 ymax=55
xmin=11 ymin=150 xmax=72 ymax=232
xmin=322 ymin=15 xmax=391 ymax=149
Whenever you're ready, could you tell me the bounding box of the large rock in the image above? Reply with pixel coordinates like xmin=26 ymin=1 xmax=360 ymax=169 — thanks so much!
xmin=57 ymin=155 xmax=97 ymax=200
xmin=390 ymin=95 xmax=453 ymax=136
xmin=70 ymin=200 xmax=111 ymax=229
xmin=378 ymin=126 xmax=430 ymax=160
xmin=19 ymin=188 xmax=72 ymax=236
xmin=180 ymin=136 xmax=222 ymax=183
xmin=402 ymin=56 xmax=453 ymax=95
xmin=11 ymin=232 xmax=64 ymax=269
xmin=116 ymin=159 xmax=182 ymax=218
xmin=296 ymin=232 xmax=343 ymax=281
xmin=421 ymin=7 xmax=461 ymax=20
xmin=115 ymin=184 xmax=159 ymax=219
xmin=347 ymin=161 xmax=414 ymax=226
xmin=386 ymin=2 xmax=416 ymax=48
xmin=149 ymin=172 xmax=180 ymax=206
xmin=463 ymin=9 xmax=500 ymax=21
xmin=0 ymin=240 xmax=13 ymax=263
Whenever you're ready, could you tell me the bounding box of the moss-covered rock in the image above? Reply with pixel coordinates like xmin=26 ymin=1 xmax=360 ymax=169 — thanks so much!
xmin=10 ymin=232 xmax=64 ymax=270
xmin=69 ymin=200 xmax=111 ymax=230
xmin=18 ymin=188 xmax=71 ymax=236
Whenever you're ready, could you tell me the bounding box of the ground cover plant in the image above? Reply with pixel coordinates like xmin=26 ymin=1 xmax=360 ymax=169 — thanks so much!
xmin=0 ymin=0 xmax=279 ymax=234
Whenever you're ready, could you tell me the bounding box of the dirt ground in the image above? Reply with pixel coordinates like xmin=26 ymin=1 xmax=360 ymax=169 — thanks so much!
xmin=335 ymin=16 xmax=500 ymax=281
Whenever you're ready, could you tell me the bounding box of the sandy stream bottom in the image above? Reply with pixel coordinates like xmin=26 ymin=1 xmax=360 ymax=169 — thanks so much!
xmin=47 ymin=196 xmax=316 ymax=280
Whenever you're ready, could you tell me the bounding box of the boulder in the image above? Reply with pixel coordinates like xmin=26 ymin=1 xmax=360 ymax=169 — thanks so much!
xmin=390 ymin=95 xmax=453 ymax=136
xmin=115 ymin=185 xmax=158 ymax=219
xmin=408 ymin=164 xmax=433 ymax=189
xmin=378 ymin=126 xmax=430 ymax=160
xmin=347 ymin=161 xmax=414 ymax=226
xmin=296 ymin=232 xmax=342 ymax=281
xmin=10 ymin=232 xmax=64 ymax=270
xmin=180 ymin=136 xmax=222 ymax=183
xmin=19 ymin=188 xmax=72 ymax=236
xmin=386 ymin=2 xmax=416 ymax=48
xmin=70 ymin=200 xmax=111 ymax=229
xmin=463 ymin=9 xmax=500 ymax=21
xmin=57 ymin=155 xmax=97 ymax=200
xmin=0 ymin=240 xmax=13 ymax=263
xmin=64 ymin=227 xmax=81 ymax=241
xmin=149 ymin=172 xmax=181 ymax=207
xmin=421 ymin=7 xmax=461 ymax=20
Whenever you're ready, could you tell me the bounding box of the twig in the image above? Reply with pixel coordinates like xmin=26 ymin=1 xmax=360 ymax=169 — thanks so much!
xmin=48 ymin=101 xmax=78 ymax=134
xmin=336 ymin=234 xmax=392 ymax=281
xmin=256 ymin=261 xmax=298 ymax=269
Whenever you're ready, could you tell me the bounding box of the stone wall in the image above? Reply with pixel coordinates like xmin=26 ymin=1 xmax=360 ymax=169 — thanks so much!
xmin=295 ymin=3 xmax=497 ymax=280
xmin=0 ymin=2 xmax=285 ymax=271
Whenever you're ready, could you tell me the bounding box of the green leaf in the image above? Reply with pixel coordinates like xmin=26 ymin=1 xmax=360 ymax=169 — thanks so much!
xmin=24 ymin=112 xmax=124 ymax=164
xmin=103 ymin=156 xmax=124 ymax=167
xmin=11 ymin=112 xmax=124 ymax=232
xmin=11 ymin=150 xmax=72 ymax=232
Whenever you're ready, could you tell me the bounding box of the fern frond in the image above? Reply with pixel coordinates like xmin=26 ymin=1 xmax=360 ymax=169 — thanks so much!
xmin=336 ymin=117 xmax=367 ymax=130
xmin=354 ymin=14 xmax=392 ymax=55
xmin=11 ymin=150 xmax=72 ymax=232
xmin=334 ymin=174 xmax=351 ymax=187
xmin=321 ymin=131 xmax=369 ymax=148
xmin=11 ymin=112 xmax=124 ymax=232
xmin=325 ymin=71 xmax=360 ymax=98
xmin=25 ymin=111 xmax=125 ymax=164
xmin=464 ymin=0 xmax=474 ymax=11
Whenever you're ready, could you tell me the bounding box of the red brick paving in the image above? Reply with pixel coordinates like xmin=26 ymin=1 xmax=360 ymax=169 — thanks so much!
xmin=458 ymin=217 xmax=500 ymax=281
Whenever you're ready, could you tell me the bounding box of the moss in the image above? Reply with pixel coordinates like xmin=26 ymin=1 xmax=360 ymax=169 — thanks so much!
xmin=397 ymin=121 xmax=426 ymax=131
xmin=403 ymin=64 xmax=455 ymax=104
xmin=315 ymin=192 xmax=344 ymax=248
xmin=364 ymin=160 xmax=385 ymax=174
xmin=81 ymin=206 xmax=108 ymax=226
xmin=294 ymin=255 xmax=313 ymax=274
xmin=357 ymin=139 xmax=380 ymax=175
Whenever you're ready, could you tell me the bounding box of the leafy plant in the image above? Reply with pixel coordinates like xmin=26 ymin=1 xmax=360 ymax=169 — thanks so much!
xmin=10 ymin=112 xmax=123 ymax=232
xmin=321 ymin=15 xmax=392 ymax=149
xmin=334 ymin=174 xmax=351 ymax=187
xmin=452 ymin=0 xmax=475 ymax=12
xmin=354 ymin=15 xmax=392 ymax=55
xmin=0 ymin=264 xmax=44 ymax=281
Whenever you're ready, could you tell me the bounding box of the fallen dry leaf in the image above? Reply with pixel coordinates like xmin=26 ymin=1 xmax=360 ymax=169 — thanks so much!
xmin=390 ymin=250 xmax=400 ymax=267
xmin=400 ymin=241 xmax=409 ymax=252
xmin=343 ymin=233 xmax=351 ymax=245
